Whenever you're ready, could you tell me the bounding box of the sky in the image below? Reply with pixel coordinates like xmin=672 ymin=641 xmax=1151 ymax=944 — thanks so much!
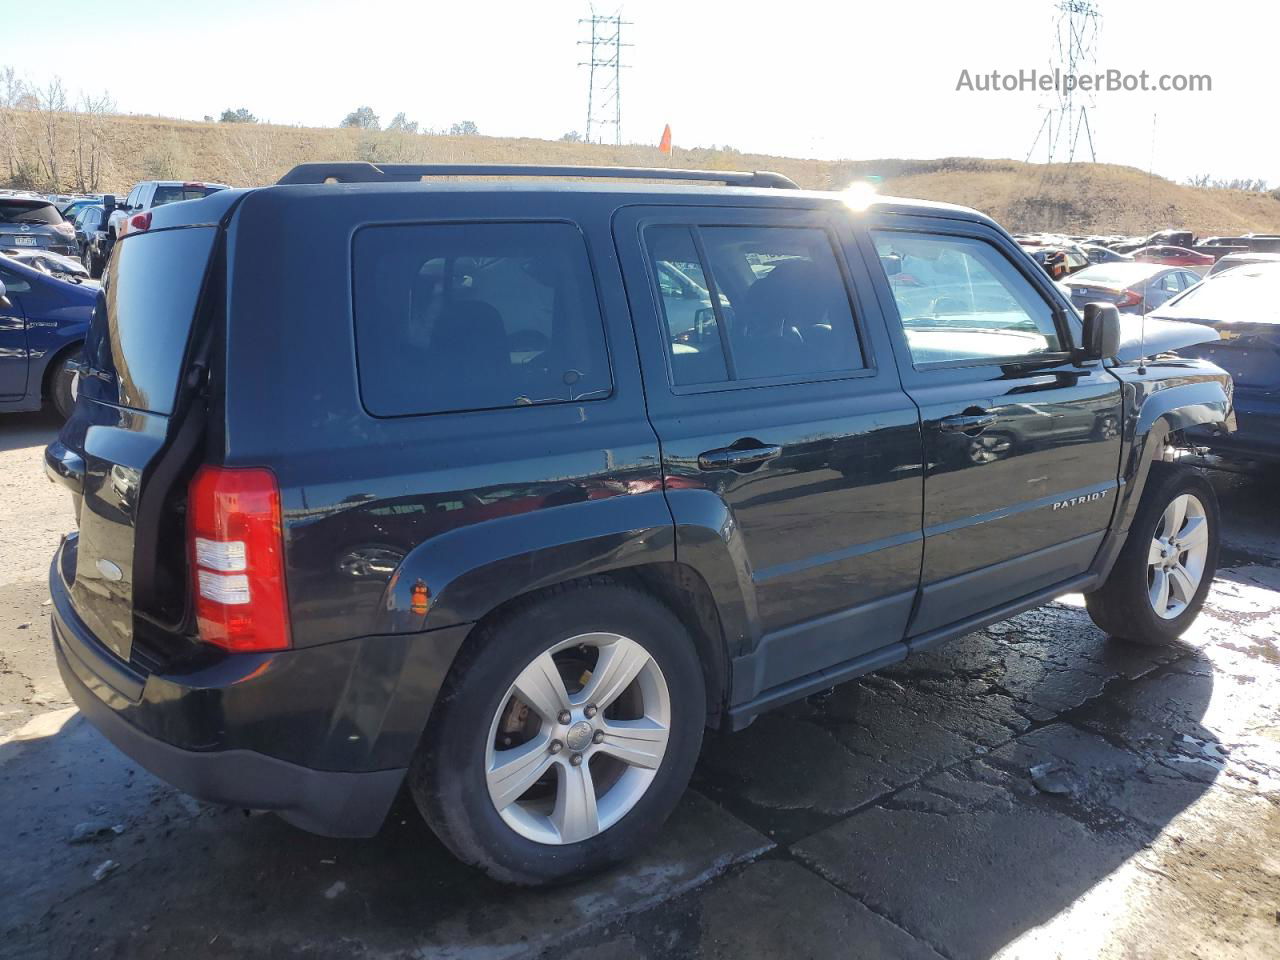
xmin=3 ymin=0 xmax=1277 ymax=186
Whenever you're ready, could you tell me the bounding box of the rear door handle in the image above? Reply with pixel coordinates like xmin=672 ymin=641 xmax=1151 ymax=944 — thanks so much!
xmin=939 ymin=412 xmax=998 ymax=433
xmin=697 ymin=443 xmax=783 ymax=471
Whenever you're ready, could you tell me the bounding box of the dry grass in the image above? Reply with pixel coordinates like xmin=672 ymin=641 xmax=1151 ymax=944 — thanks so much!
xmin=3 ymin=110 xmax=1278 ymax=236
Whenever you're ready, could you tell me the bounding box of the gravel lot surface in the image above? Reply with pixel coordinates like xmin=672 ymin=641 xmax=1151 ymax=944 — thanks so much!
xmin=0 ymin=410 xmax=1276 ymax=959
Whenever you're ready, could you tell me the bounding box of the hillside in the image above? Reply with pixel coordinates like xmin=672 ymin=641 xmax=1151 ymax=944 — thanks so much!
xmin=3 ymin=110 xmax=1278 ymax=236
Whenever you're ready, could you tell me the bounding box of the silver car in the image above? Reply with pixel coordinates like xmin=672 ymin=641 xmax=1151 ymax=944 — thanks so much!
xmin=1062 ymin=262 xmax=1201 ymax=314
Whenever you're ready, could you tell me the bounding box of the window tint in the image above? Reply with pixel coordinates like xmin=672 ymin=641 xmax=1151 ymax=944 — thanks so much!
xmin=84 ymin=226 xmax=217 ymax=414
xmin=0 ymin=200 xmax=60 ymax=224
xmin=645 ymin=224 xmax=862 ymax=386
xmin=872 ymin=231 xmax=1063 ymax=365
xmin=353 ymin=222 xmax=612 ymax=416
xmin=152 ymin=185 xmax=222 ymax=207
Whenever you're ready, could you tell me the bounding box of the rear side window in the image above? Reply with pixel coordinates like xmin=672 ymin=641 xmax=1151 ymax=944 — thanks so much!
xmin=82 ymin=227 xmax=216 ymax=415
xmin=352 ymin=222 xmax=612 ymax=416
xmin=644 ymin=224 xmax=863 ymax=387
xmin=152 ymin=185 xmax=223 ymax=207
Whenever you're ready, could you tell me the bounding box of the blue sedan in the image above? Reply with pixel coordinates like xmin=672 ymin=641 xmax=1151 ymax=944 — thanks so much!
xmin=0 ymin=254 xmax=95 ymax=418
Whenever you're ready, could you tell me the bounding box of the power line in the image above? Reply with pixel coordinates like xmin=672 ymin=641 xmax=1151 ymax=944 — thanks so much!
xmin=578 ymin=8 xmax=631 ymax=145
xmin=1026 ymin=0 xmax=1101 ymax=165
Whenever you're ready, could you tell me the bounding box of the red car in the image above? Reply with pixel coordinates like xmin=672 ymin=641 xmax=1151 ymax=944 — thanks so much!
xmin=1132 ymin=245 xmax=1214 ymax=267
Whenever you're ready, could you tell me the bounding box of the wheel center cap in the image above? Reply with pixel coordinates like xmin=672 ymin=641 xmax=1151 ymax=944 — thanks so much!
xmin=565 ymin=720 xmax=594 ymax=752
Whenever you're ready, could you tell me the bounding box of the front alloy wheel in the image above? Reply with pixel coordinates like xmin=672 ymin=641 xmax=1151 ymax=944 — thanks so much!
xmin=1086 ymin=464 xmax=1219 ymax=646
xmin=1147 ymin=493 xmax=1209 ymax=619
xmin=486 ymin=632 xmax=670 ymax=845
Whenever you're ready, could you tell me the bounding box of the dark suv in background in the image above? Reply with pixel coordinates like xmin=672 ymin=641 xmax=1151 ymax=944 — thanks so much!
xmin=0 ymin=193 xmax=78 ymax=258
xmin=45 ymin=163 xmax=1233 ymax=885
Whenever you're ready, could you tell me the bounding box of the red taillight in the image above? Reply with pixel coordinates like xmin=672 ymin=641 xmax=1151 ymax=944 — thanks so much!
xmin=1117 ymin=289 xmax=1143 ymax=308
xmin=188 ymin=466 xmax=290 ymax=652
xmin=127 ymin=211 xmax=152 ymax=234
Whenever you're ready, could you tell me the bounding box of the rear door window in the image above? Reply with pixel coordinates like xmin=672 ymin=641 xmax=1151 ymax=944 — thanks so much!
xmin=352 ymin=221 xmax=612 ymax=416
xmin=644 ymin=223 xmax=863 ymax=386
xmin=152 ymin=184 xmax=223 ymax=207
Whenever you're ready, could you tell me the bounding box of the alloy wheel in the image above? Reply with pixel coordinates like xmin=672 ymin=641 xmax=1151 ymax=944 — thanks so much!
xmin=485 ymin=632 xmax=671 ymax=845
xmin=1147 ymin=493 xmax=1209 ymax=619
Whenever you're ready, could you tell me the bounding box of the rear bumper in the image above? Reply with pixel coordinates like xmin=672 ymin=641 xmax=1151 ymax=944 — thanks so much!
xmin=49 ymin=541 xmax=469 ymax=837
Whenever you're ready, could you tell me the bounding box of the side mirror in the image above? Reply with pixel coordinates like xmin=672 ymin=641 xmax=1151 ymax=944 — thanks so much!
xmin=880 ymin=254 xmax=903 ymax=277
xmin=0 ymin=278 xmax=9 ymax=309
xmin=1077 ymin=302 xmax=1121 ymax=363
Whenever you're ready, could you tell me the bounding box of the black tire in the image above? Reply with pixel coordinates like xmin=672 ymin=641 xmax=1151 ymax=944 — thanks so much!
xmin=82 ymin=244 xmax=101 ymax=279
xmin=408 ymin=579 xmax=706 ymax=885
xmin=1086 ymin=465 xmax=1219 ymax=645
xmin=49 ymin=354 xmax=77 ymax=420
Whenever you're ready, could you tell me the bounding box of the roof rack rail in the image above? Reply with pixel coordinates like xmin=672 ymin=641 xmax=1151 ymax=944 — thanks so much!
xmin=276 ymin=162 xmax=800 ymax=190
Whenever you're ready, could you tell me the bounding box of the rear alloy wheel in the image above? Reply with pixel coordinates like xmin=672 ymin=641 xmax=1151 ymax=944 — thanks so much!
xmin=409 ymin=581 xmax=705 ymax=885
xmin=1086 ymin=465 xmax=1219 ymax=645
xmin=486 ymin=632 xmax=671 ymax=845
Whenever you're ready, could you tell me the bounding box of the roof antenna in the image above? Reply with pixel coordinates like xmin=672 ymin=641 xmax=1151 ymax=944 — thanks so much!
xmin=1136 ymin=112 xmax=1157 ymax=376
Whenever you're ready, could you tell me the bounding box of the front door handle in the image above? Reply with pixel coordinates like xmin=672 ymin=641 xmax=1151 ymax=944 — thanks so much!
xmin=697 ymin=443 xmax=782 ymax=471
xmin=939 ymin=411 xmax=998 ymax=433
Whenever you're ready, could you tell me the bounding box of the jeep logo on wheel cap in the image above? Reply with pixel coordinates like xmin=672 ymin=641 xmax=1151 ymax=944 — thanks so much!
xmin=565 ymin=720 xmax=594 ymax=752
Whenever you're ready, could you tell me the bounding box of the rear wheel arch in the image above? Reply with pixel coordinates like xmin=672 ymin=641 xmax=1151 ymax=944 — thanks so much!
xmin=436 ymin=565 xmax=730 ymax=732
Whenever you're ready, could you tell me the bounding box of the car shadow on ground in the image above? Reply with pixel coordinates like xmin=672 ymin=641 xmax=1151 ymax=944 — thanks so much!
xmin=0 ymin=410 xmax=61 ymax=454
xmin=0 ymin=606 xmax=1221 ymax=960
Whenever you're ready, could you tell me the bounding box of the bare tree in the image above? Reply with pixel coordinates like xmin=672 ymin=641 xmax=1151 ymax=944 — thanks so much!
xmin=36 ymin=76 xmax=68 ymax=189
xmin=0 ymin=66 xmax=37 ymax=187
xmin=73 ymin=90 xmax=116 ymax=192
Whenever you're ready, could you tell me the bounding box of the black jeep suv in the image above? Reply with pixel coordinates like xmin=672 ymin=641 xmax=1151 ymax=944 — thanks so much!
xmin=45 ymin=163 xmax=1234 ymax=885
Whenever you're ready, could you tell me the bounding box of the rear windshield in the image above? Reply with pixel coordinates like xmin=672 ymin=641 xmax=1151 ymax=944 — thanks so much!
xmin=81 ymin=227 xmax=217 ymax=415
xmin=151 ymin=185 xmax=224 ymax=207
xmin=0 ymin=200 xmax=61 ymax=224
xmin=352 ymin=221 xmax=612 ymax=416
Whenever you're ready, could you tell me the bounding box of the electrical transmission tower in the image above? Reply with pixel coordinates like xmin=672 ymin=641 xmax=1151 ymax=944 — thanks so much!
xmin=1027 ymin=0 xmax=1101 ymax=164
xmin=578 ymin=9 xmax=631 ymax=145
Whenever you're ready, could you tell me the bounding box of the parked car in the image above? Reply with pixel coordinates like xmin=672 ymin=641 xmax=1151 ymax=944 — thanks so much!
xmin=1081 ymin=243 xmax=1133 ymax=265
xmin=1153 ymin=263 xmax=1280 ymax=462
xmin=0 ymin=194 xmax=78 ymax=258
xmin=45 ymin=164 xmax=1232 ymax=886
xmin=1132 ymin=245 xmax=1215 ymax=269
xmin=1022 ymin=244 xmax=1090 ymax=279
xmin=104 ymin=180 xmax=229 ymax=252
xmin=57 ymin=196 xmax=104 ymax=222
xmin=0 ymin=253 xmax=94 ymax=418
xmin=1207 ymin=250 xmax=1280 ymax=277
xmin=68 ymin=203 xmax=111 ymax=277
xmin=1061 ymin=262 xmax=1202 ymax=313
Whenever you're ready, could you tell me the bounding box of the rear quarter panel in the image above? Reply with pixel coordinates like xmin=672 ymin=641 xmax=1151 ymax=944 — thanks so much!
xmin=222 ymin=187 xmax=671 ymax=647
